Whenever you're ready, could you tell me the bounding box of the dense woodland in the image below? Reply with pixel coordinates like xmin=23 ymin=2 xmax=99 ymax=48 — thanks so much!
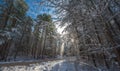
xmin=0 ymin=0 xmax=120 ymax=70
xmin=0 ymin=0 xmax=60 ymax=61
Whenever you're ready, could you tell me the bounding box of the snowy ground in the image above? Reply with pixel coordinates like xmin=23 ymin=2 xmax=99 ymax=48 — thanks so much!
xmin=0 ymin=59 xmax=120 ymax=71
xmin=0 ymin=60 xmax=65 ymax=71
xmin=0 ymin=60 xmax=99 ymax=71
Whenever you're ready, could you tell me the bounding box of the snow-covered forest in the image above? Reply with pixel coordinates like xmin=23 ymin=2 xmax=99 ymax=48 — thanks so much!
xmin=0 ymin=0 xmax=120 ymax=71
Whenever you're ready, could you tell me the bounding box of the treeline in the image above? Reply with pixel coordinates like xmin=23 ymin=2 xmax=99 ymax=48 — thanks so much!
xmin=44 ymin=0 xmax=120 ymax=69
xmin=0 ymin=0 xmax=60 ymax=61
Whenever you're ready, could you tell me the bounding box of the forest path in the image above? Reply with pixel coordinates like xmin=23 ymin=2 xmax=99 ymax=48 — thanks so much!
xmin=0 ymin=58 xmax=99 ymax=71
xmin=52 ymin=61 xmax=76 ymax=71
xmin=51 ymin=60 xmax=99 ymax=71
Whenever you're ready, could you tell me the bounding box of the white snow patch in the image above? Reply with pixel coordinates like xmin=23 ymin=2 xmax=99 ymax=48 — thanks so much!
xmin=0 ymin=60 xmax=65 ymax=71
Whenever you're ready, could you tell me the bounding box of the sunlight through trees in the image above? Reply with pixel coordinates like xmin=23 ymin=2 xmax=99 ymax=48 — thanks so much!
xmin=0 ymin=0 xmax=120 ymax=71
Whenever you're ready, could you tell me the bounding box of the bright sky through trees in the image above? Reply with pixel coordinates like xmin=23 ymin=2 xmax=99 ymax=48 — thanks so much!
xmin=25 ymin=0 xmax=63 ymax=34
xmin=25 ymin=0 xmax=54 ymax=19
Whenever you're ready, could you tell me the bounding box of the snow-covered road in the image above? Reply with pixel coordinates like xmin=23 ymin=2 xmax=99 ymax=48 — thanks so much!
xmin=0 ymin=60 xmax=105 ymax=71
xmin=52 ymin=61 xmax=100 ymax=71
xmin=52 ymin=61 xmax=76 ymax=71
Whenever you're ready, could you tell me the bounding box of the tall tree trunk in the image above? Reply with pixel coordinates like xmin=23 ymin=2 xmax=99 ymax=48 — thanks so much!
xmin=92 ymin=54 xmax=97 ymax=67
xmin=103 ymin=53 xmax=110 ymax=69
